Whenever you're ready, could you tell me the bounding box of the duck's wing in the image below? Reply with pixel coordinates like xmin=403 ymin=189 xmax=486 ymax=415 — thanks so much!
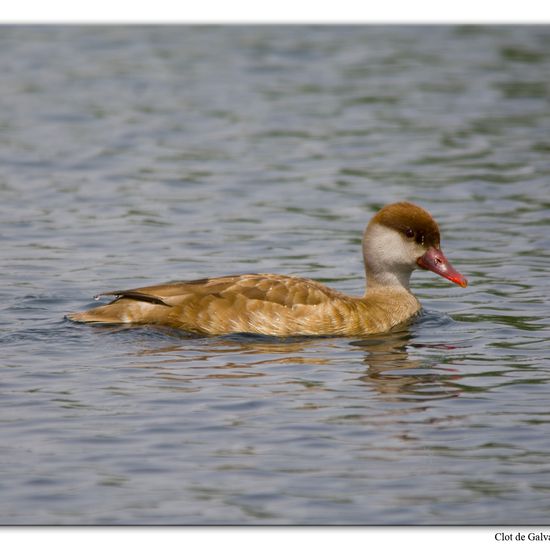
xmin=105 ymin=274 xmax=345 ymax=306
xmin=67 ymin=274 xmax=348 ymax=328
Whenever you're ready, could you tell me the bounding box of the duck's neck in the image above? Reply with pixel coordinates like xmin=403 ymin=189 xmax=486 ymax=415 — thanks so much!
xmin=364 ymin=267 xmax=413 ymax=294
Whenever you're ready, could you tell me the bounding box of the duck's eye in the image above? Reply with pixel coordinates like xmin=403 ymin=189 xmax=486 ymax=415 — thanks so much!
xmin=405 ymin=228 xmax=414 ymax=239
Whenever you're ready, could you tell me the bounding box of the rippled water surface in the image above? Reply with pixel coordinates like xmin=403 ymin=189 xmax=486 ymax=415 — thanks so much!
xmin=1 ymin=25 xmax=550 ymax=525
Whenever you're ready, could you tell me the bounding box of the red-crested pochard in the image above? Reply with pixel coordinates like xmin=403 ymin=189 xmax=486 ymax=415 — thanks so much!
xmin=67 ymin=202 xmax=467 ymax=336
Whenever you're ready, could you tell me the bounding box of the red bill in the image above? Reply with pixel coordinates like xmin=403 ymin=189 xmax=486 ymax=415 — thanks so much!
xmin=417 ymin=247 xmax=468 ymax=288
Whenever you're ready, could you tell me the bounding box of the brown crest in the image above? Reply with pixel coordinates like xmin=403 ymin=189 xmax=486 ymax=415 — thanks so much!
xmin=370 ymin=202 xmax=441 ymax=248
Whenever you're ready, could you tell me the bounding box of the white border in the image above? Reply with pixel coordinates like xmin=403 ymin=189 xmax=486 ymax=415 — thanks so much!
xmin=2 ymin=0 xmax=550 ymax=23
xmin=2 ymin=526 xmax=540 ymax=550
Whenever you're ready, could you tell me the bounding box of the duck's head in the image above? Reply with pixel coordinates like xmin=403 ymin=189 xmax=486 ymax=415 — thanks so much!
xmin=363 ymin=202 xmax=467 ymax=290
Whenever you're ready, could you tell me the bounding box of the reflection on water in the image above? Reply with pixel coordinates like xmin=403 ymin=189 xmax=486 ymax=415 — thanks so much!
xmin=1 ymin=25 xmax=550 ymax=524
xmin=130 ymin=326 xmax=465 ymax=400
xmin=354 ymin=333 xmax=464 ymax=400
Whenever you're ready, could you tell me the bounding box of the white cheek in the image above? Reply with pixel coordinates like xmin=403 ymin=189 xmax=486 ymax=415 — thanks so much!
xmin=364 ymin=224 xmax=417 ymax=268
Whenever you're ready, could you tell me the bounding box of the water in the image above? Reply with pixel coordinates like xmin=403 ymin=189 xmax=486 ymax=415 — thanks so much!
xmin=1 ymin=25 xmax=550 ymax=525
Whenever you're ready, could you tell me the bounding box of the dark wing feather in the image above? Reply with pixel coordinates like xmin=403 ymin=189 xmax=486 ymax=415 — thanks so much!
xmin=97 ymin=290 xmax=172 ymax=307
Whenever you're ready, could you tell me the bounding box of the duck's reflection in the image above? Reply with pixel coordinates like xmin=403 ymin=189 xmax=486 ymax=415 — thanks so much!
xmin=117 ymin=324 xmax=463 ymax=400
xmin=350 ymin=330 xmax=462 ymax=399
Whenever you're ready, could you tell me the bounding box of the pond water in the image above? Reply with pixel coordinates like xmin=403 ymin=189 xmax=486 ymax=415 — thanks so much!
xmin=1 ymin=25 xmax=550 ymax=525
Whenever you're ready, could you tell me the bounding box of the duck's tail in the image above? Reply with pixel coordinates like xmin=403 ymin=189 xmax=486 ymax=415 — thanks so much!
xmin=67 ymin=291 xmax=173 ymax=325
xmin=66 ymin=303 xmax=129 ymax=324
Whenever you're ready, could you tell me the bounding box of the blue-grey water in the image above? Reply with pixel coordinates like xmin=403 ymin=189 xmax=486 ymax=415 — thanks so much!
xmin=1 ymin=25 xmax=550 ymax=525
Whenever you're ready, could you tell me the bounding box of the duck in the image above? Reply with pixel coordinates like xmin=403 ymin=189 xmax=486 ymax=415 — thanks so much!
xmin=67 ymin=202 xmax=467 ymax=337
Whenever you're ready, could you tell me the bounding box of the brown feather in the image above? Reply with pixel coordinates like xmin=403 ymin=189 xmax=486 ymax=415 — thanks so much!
xmin=371 ymin=201 xmax=440 ymax=248
xmin=67 ymin=273 xmax=420 ymax=336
